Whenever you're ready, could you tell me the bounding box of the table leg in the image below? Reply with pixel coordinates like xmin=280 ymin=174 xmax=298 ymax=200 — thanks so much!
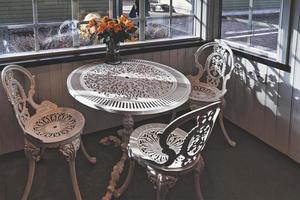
xmin=101 ymin=114 xmax=134 ymax=200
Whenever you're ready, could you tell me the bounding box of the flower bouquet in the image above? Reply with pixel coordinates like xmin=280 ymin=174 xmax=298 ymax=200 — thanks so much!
xmin=87 ymin=15 xmax=137 ymax=64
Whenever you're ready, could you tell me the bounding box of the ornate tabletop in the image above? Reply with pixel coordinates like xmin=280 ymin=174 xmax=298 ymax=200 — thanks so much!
xmin=67 ymin=59 xmax=191 ymax=115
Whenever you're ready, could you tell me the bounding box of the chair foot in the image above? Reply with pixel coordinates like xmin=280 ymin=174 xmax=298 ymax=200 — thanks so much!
xmin=22 ymin=140 xmax=41 ymax=200
xmin=80 ymin=140 xmax=96 ymax=164
xmin=219 ymin=111 xmax=236 ymax=147
xmin=60 ymin=138 xmax=82 ymax=200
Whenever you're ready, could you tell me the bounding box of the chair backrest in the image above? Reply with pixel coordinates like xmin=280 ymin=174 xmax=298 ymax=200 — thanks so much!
xmin=158 ymin=101 xmax=221 ymax=167
xmin=193 ymin=40 xmax=234 ymax=93
xmin=1 ymin=65 xmax=39 ymax=131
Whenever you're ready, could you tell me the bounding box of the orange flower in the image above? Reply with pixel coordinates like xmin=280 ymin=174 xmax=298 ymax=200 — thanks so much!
xmin=118 ymin=15 xmax=128 ymax=24
xmin=107 ymin=21 xmax=115 ymax=29
xmin=88 ymin=19 xmax=97 ymax=28
xmin=102 ymin=16 xmax=110 ymax=23
xmin=114 ymin=24 xmax=122 ymax=33
xmin=97 ymin=22 xmax=107 ymax=33
xmin=125 ymin=20 xmax=135 ymax=30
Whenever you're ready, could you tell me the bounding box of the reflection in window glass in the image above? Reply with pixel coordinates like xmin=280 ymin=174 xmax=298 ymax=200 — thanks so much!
xmin=221 ymin=0 xmax=281 ymax=53
xmin=0 ymin=28 xmax=34 ymax=54
xmin=122 ymin=0 xmax=195 ymax=41
xmin=0 ymin=0 xmax=200 ymax=56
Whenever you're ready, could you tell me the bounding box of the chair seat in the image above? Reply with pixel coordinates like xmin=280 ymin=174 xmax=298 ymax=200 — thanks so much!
xmin=130 ymin=123 xmax=197 ymax=170
xmin=25 ymin=107 xmax=85 ymax=144
xmin=189 ymin=82 xmax=223 ymax=102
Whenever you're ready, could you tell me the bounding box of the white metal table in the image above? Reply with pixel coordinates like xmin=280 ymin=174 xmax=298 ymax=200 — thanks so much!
xmin=67 ymin=59 xmax=191 ymax=199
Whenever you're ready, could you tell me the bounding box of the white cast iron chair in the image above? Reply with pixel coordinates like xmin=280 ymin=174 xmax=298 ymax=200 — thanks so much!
xmin=1 ymin=65 xmax=96 ymax=200
xmin=129 ymin=101 xmax=221 ymax=200
xmin=173 ymin=41 xmax=236 ymax=147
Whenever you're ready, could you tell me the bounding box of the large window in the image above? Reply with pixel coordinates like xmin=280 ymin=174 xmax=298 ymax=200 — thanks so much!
xmin=0 ymin=0 xmax=201 ymax=57
xmin=221 ymin=0 xmax=289 ymax=62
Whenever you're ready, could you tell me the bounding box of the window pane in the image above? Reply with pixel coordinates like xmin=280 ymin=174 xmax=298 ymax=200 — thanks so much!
xmin=37 ymin=0 xmax=71 ymax=23
xmin=171 ymin=15 xmax=194 ymax=38
xmin=0 ymin=28 xmax=34 ymax=54
xmin=146 ymin=18 xmax=169 ymax=39
xmin=0 ymin=0 xmax=33 ymax=25
xmin=122 ymin=0 xmax=135 ymax=17
xmin=221 ymin=0 xmax=281 ymax=54
xmin=147 ymin=0 xmax=171 ymax=41
xmin=38 ymin=24 xmax=76 ymax=50
xmin=79 ymin=0 xmax=109 ymax=21
xmin=171 ymin=0 xmax=194 ymax=38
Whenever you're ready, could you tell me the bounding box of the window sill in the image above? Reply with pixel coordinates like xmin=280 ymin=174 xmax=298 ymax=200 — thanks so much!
xmin=0 ymin=37 xmax=203 ymax=69
xmin=219 ymin=40 xmax=291 ymax=72
xmin=231 ymin=48 xmax=291 ymax=73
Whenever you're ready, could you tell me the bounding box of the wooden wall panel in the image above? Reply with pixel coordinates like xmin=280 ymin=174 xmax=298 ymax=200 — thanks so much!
xmin=0 ymin=83 xmax=24 ymax=154
xmin=289 ymin=1 xmax=300 ymax=162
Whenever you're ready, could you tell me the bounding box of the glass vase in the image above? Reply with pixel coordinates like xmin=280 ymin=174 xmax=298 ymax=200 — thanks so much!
xmin=105 ymin=38 xmax=121 ymax=65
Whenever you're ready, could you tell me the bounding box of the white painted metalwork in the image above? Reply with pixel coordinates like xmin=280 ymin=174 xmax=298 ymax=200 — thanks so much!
xmin=129 ymin=101 xmax=221 ymax=200
xmin=184 ymin=41 xmax=237 ymax=147
xmin=67 ymin=59 xmax=191 ymax=115
xmin=1 ymin=65 xmax=96 ymax=200
xmin=67 ymin=59 xmax=191 ymax=200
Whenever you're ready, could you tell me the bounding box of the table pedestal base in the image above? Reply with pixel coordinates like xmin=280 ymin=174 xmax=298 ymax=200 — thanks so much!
xmin=99 ymin=114 xmax=136 ymax=200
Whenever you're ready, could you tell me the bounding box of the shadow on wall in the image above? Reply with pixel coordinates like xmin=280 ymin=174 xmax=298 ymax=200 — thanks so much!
xmin=225 ymin=55 xmax=294 ymax=154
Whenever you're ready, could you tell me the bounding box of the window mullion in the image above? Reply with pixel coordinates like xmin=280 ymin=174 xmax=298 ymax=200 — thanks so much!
xmin=277 ymin=0 xmax=291 ymax=64
xmin=169 ymin=0 xmax=173 ymax=38
xmin=32 ymin=0 xmax=39 ymax=52
xmin=139 ymin=0 xmax=146 ymax=41
xmin=248 ymin=0 xmax=254 ymax=46
xmin=71 ymin=0 xmax=80 ymax=47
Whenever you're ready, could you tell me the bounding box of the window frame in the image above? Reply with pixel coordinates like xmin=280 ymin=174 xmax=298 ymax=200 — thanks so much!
xmin=0 ymin=0 xmax=203 ymax=61
xmin=219 ymin=0 xmax=292 ymax=65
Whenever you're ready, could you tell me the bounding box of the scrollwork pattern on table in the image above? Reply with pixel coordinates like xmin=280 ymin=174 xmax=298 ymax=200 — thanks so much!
xmin=80 ymin=61 xmax=177 ymax=101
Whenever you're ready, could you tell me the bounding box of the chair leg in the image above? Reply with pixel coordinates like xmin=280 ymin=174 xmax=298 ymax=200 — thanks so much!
xmin=147 ymin=170 xmax=177 ymax=200
xmin=113 ymin=158 xmax=136 ymax=198
xmin=59 ymin=138 xmax=82 ymax=200
xmin=22 ymin=160 xmax=36 ymax=200
xmin=219 ymin=110 xmax=236 ymax=147
xmin=194 ymin=158 xmax=205 ymax=200
xmin=22 ymin=140 xmax=41 ymax=200
xmin=170 ymin=110 xmax=177 ymax=122
xmin=80 ymin=139 xmax=97 ymax=164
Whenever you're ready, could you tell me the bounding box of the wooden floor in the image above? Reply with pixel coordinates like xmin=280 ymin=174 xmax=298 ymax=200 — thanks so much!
xmin=0 ymin=115 xmax=300 ymax=200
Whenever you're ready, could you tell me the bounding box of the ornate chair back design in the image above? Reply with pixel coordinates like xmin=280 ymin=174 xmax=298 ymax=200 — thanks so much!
xmin=158 ymin=101 xmax=221 ymax=167
xmin=1 ymin=65 xmax=39 ymax=131
xmin=193 ymin=41 xmax=234 ymax=95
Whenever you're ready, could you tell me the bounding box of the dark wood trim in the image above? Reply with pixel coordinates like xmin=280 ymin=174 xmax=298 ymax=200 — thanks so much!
xmin=0 ymin=38 xmax=204 ymax=69
xmin=232 ymin=48 xmax=291 ymax=72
